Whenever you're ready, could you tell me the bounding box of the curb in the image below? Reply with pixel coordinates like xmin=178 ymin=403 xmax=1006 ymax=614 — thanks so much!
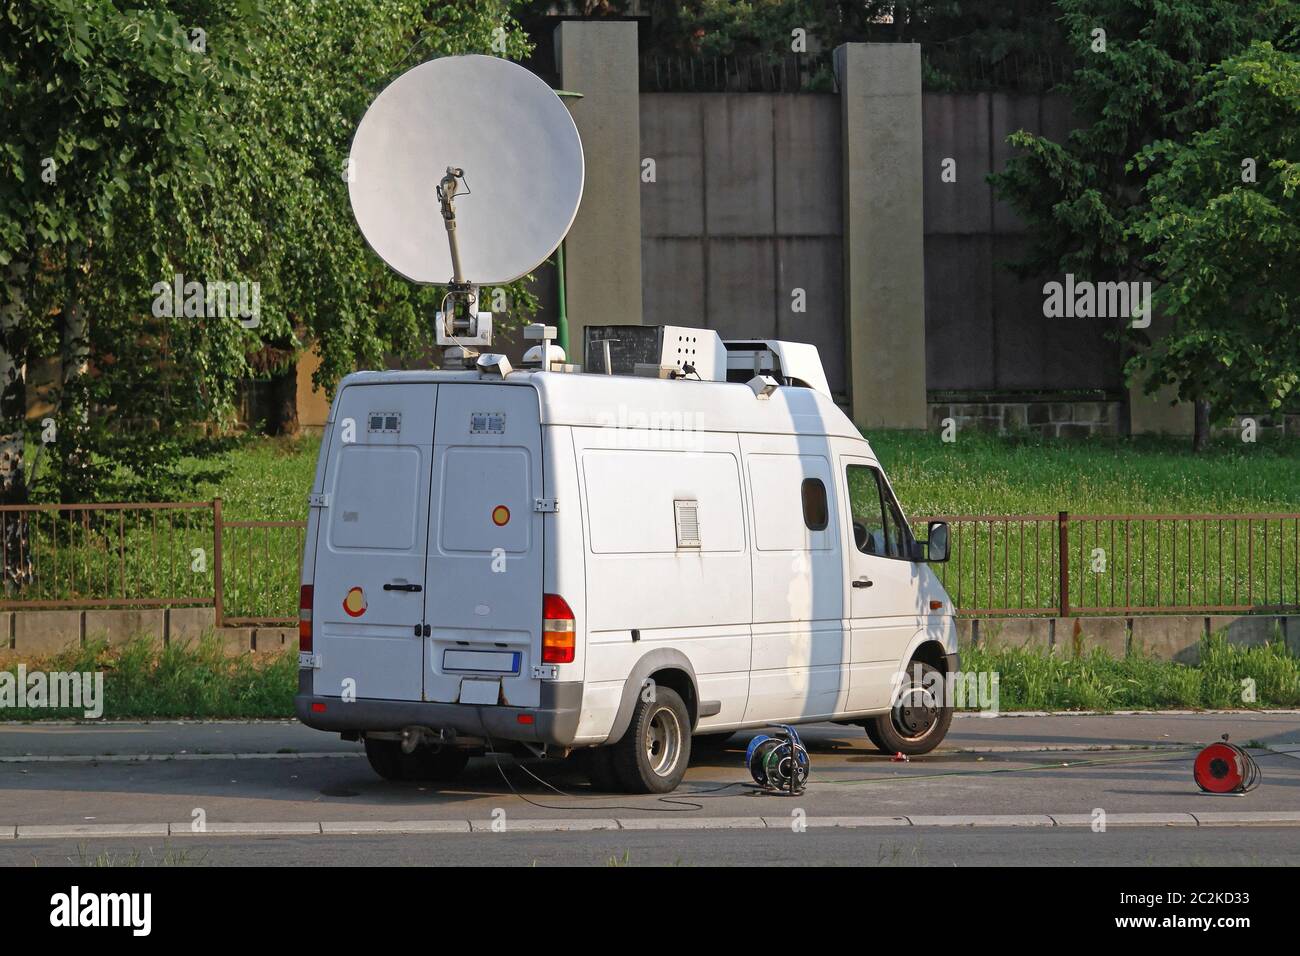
xmin=7 ymin=811 xmax=1300 ymax=840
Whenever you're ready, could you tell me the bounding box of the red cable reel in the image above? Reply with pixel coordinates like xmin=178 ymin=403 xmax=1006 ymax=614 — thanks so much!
xmin=1193 ymin=736 xmax=1261 ymax=795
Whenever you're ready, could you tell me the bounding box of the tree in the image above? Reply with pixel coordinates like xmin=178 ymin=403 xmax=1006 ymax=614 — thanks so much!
xmin=1128 ymin=41 xmax=1300 ymax=447
xmin=1 ymin=1 xmax=538 ymax=507
xmin=989 ymin=0 xmax=1298 ymax=449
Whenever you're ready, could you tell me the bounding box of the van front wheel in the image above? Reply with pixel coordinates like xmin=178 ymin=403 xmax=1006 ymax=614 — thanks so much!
xmin=862 ymin=661 xmax=953 ymax=756
xmin=612 ymin=686 xmax=691 ymax=793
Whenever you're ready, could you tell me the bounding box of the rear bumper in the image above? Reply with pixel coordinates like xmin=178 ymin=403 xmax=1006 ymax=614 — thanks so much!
xmin=294 ymin=678 xmax=583 ymax=747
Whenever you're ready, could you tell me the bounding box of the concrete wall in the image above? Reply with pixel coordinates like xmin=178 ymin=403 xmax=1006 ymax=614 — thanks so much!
xmin=638 ymin=78 xmax=1126 ymax=419
xmin=962 ymin=615 xmax=1300 ymax=663
xmin=2 ymin=606 xmax=1292 ymax=663
xmin=639 ymin=93 xmax=846 ymax=396
xmin=922 ymin=92 xmax=1123 ymax=395
xmin=0 ymin=607 xmax=295 ymax=659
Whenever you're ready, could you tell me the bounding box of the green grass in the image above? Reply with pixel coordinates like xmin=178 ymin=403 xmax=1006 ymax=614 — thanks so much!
xmin=961 ymin=635 xmax=1300 ymax=711
xmin=0 ymin=637 xmax=296 ymax=720
xmin=187 ymin=429 xmax=1300 ymax=524
xmin=185 ymin=433 xmax=321 ymax=520
xmin=2 ymin=634 xmax=1294 ymax=719
xmin=869 ymin=430 xmax=1300 ymax=516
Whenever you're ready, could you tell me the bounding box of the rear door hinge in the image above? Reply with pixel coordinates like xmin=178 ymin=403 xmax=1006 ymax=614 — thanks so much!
xmin=308 ymin=493 xmax=330 ymax=508
xmin=413 ymin=624 xmax=431 ymax=637
xmin=531 ymin=664 xmax=558 ymax=680
xmin=533 ymin=497 xmax=558 ymax=513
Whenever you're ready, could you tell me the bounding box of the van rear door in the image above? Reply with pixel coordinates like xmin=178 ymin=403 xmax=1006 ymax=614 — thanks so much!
xmin=313 ymin=383 xmax=436 ymax=702
xmin=422 ymin=384 xmax=544 ymax=709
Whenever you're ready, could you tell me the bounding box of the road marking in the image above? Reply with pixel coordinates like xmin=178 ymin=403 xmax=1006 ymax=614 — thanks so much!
xmin=6 ymin=811 xmax=1300 ymax=840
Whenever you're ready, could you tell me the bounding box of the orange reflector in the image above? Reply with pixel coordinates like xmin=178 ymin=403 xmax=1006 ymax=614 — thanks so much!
xmin=311 ymin=702 xmax=326 ymax=713
xmin=929 ymin=600 xmax=944 ymax=610
xmin=492 ymin=505 xmax=510 ymax=526
xmin=516 ymin=713 xmax=535 ymax=725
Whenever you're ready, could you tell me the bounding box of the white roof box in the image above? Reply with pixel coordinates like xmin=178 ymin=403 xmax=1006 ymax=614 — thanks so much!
xmin=722 ymin=339 xmax=832 ymax=397
xmin=584 ymin=325 xmax=727 ymax=381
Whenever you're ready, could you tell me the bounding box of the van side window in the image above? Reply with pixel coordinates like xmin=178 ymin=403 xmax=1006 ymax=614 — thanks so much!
xmin=801 ymin=478 xmax=828 ymax=531
xmin=846 ymin=464 xmax=911 ymax=559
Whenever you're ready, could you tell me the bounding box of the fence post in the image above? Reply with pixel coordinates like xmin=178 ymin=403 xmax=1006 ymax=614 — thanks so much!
xmin=213 ymin=497 xmax=224 ymax=628
xmin=1058 ymin=510 xmax=1069 ymax=618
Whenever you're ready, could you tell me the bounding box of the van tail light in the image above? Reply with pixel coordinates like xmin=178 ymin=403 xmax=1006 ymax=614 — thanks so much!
xmin=299 ymin=584 xmax=314 ymax=652
xmin=541 ymin=593 xmax=575 ymax=664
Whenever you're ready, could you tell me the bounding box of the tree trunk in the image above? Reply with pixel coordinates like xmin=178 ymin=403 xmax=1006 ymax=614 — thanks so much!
xmin=268 ymin=359 xmax=299 ymax=437
xmin=0 ymin=290 xmax=31 ymax=588
xmin=1192 ymin=399 xmax=1211 ymax=453
xmin=58 ymin=249 xmax=91 ymax=501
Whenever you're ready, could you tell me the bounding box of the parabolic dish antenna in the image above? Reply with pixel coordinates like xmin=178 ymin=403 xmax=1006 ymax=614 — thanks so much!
xmin=348 ymin=54 xmax=585 ymax=286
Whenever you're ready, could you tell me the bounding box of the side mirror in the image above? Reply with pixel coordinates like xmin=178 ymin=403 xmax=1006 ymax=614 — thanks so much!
xmin=924 ymin=521 xmax=950 ymax=563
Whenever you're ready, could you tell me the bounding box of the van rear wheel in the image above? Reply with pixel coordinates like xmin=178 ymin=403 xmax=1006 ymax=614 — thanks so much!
xmin=611 ymin=686 xmax=691 ymax=794
xmin=862 ymin=660 xmax=953 ymax=756
xmin=364 ymin=737 xmax=470 ymax=783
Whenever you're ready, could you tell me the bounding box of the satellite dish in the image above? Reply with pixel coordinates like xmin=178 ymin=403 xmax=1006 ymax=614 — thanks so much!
xmin=348 ymin=54 xmax=585 ymax=287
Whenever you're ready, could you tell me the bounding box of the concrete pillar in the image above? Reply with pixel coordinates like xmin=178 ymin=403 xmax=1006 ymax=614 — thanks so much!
xmin=836 ymin=43 xmax=928 ymax=429
xmin=556 ymin=21 xmax=643 ymax=364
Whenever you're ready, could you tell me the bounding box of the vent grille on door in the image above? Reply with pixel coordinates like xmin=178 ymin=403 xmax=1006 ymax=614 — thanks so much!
xmin=674 ymin=499 xmax=701 ymax=548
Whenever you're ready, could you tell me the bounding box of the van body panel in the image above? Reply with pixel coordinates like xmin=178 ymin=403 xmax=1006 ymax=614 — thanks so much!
xmin=312 ymin=382 xmax=436 ymax=703
xmin=570 ymin=425 xmax=753 ymax=740
xmin=741 ymin=434 xmax=847 ymax=722
xmin=422 ymin=384 xmax=544 ymax=709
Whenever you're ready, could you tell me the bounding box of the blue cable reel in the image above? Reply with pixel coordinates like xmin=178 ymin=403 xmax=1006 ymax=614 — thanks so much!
xmin=745 ymin=724 xmax=810 ymax=795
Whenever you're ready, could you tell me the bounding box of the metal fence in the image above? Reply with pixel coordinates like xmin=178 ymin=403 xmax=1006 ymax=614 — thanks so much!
xmin=0 ymin=500 xmax=304 ymax=627
xmin=2 ymin=503 xmax=1296 ymax=622
xmin=916 ymin=513 xmax=1300 ymax=617
xmin=640 ymin=52 xmax=837 ymax=93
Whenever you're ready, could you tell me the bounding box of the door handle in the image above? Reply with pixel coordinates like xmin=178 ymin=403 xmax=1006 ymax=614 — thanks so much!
xmin=852 ymin=576 xmax=873 ymax=589
xmin=383 ymin=583 xmax=422 ymax=592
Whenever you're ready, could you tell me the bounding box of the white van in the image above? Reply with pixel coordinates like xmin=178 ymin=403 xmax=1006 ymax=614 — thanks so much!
xmin=295 ymin=329 xmax=956 ymax=793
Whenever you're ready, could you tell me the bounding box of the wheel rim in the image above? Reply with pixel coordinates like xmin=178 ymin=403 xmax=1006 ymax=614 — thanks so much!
xmin=644 ymin=706 xmax=683 ymax=777
xmin=892 ymin=684 xmax=939 ymax=740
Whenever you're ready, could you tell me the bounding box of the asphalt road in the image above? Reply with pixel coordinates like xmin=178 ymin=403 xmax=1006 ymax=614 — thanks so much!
xmin=8 ymin=826 xmax=1299 ymax=868
xmin=1 ymin=712 xmax=1297 ymax=865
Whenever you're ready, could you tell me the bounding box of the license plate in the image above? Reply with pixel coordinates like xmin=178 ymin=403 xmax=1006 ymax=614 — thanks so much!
xmin=459 ymin=679 xmax=501 ymax=706
xmin=443 ymin=649 xmax=520 ymax=674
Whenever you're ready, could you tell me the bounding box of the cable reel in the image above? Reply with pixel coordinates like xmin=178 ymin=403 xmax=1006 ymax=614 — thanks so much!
xmin=745 ymin=724 xmax=810 ymax=795
xmin=1193 ymin=735 xmax=1261 ymax=795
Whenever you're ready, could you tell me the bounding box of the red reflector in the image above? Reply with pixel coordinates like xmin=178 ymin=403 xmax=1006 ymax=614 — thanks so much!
xmin=542 ymin=593 xmax=574 ymax=622
xmin=311 ymin=702 xmax=326 ymax=713
xmin=516 ymin=713 xmax=535 ymax=725
xmin=298 ymin=584 xmax=314 ymax=653
xmin=929 ymin=600 xmax=944 ymax=610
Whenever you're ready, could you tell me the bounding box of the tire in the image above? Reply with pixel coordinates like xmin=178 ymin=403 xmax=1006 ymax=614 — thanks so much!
xmin=364 ymin=737 xmax=470 ymax=783
xmin=860 ymin=718 xmax=889 ymax=753
xmin=611 ymin=686 xmax=691 ymax=794
xmin=583 ymin=746 xmax=623 ymax=793
xmin=863 ymin=660 xmax=953 ymax=756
